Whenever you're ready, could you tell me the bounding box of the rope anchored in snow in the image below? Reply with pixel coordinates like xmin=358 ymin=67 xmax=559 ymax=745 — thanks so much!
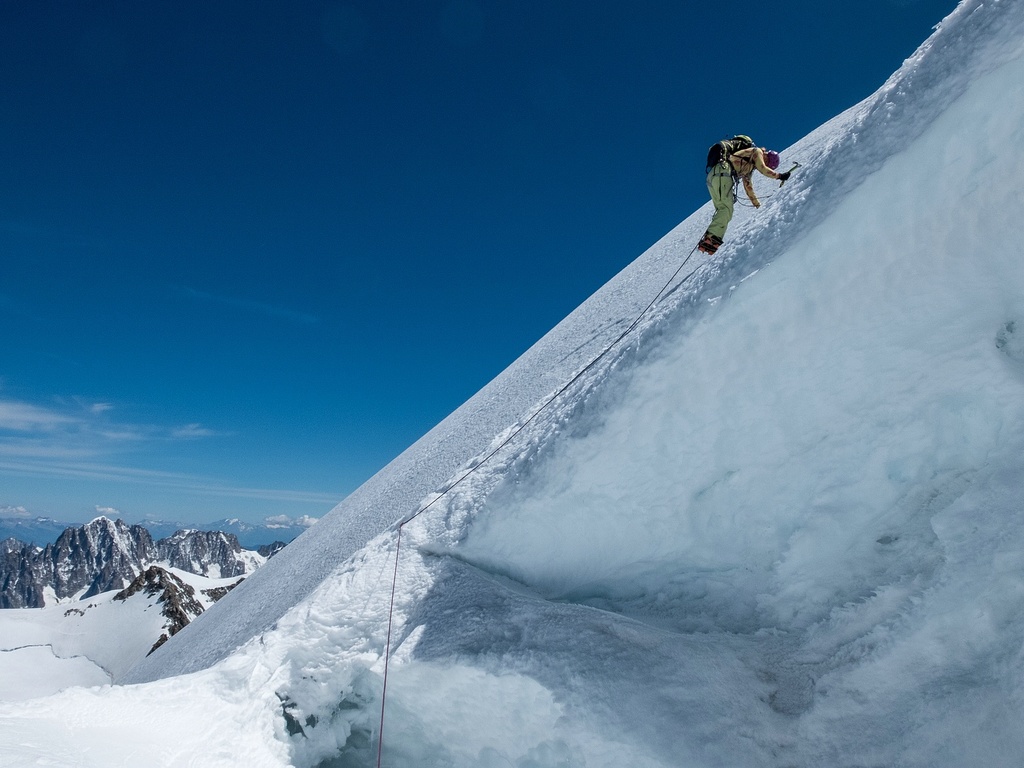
xmin=375 ymin=236 xmax=713 ymax=766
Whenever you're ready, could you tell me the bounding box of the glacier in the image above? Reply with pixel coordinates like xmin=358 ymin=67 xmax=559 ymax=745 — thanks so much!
xmin=3 ymin=0 xmax=1024 ymax=765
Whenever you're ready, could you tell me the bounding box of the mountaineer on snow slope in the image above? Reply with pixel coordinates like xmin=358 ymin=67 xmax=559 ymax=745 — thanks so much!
xmin=699 ymin=135 xmax=791 ymax=255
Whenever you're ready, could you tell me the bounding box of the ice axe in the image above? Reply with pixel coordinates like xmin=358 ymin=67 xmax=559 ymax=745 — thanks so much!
xmin=779 ymin=162 xmax=801 ymax=187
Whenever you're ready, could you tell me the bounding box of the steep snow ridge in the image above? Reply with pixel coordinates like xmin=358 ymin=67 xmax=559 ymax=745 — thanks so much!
xmin=459 ymin=47 xmax=1024 ymax=629
xmin=648 ymin=0 xmax=1024 ymax=321
xmin=125 ymin=0 xmax=1024 ymax=687
xmin=262 ymin=1 xmax=1024 ymax=765
xmin=7 ymin=1 xmax=1022 ymax=766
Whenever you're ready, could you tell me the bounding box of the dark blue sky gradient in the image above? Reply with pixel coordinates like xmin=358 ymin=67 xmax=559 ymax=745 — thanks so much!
xmin=0 ymin=0 xmax=957 ymax=523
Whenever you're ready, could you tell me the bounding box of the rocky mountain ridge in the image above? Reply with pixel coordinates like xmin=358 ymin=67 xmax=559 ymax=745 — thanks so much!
xmin=0 ymin=517 xmax=282 ymax=609
xmin=0 ymin=514 xmax=314 ymax=549
xmin=113 ymin=565 xmax=238 ymax=656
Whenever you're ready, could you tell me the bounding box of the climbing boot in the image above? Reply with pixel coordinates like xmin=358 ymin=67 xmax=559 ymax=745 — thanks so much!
xmin=697 ymin=232 xmax=723 ymax=255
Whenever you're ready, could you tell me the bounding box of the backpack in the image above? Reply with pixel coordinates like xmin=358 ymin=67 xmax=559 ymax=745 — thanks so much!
xmin=705 ymin=134 xmax=754 ymax=173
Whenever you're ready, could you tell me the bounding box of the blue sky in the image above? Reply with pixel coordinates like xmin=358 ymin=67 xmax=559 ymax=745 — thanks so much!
xmin=0 ymin=0 xmax=956 ymax=526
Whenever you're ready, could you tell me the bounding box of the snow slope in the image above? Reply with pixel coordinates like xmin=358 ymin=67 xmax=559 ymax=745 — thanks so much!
xmin=4 ymin=1 xmax=1024 ymax=765
xmin=125 ymin=0 xmax=1024 ymax=689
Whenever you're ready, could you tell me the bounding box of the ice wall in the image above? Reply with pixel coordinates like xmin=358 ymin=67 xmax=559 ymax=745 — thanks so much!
xmin=125 ymin=5 xmax=1024 ymax=738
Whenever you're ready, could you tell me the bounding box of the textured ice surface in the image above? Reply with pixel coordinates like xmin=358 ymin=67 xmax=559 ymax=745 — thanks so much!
xmin=5 ymin=1 xmax=1024 ymax=766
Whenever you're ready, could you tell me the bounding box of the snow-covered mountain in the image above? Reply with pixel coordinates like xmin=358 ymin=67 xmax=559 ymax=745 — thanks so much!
xmin=1 ymin=536 xmax=25 ymax=555
xmin=0 ymin=518 xmax=274 ymax=695
xmin=0 ymin=564 xmax=244 ymax=698
xmin=3 ymin=1 xmax=1024 ymax=766
xmin=0 ymin=516 xmax=269 ymax=608
xmin=0 ymin=513 xmax=312 ymax=548
xmin=155 ymin=527 xmax=266 ymax=578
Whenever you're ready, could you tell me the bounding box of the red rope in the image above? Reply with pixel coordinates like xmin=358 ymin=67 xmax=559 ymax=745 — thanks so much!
xmin=376 ymin=524 xmax=403 ymax=768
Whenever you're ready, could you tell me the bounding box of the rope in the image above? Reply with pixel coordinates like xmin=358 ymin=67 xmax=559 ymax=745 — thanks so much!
xmin=734 ymin=160 xmax=800 ymax=207
xmin=737 ymin=191 xmax=777 ymax=207
xmin=376 ymin=525 xmax=402 ymax=768
xmin=374 ymin=237 xmax=708 ymax=766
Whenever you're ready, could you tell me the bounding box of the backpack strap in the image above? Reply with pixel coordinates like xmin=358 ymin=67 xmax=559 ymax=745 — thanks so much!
xmin=706 ymin=135 xmax=754 ymax=173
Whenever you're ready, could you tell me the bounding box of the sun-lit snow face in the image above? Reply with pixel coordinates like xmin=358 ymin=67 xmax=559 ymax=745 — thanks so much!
xmin=436 ymin=34 xmax=1024 ymax=767
xmin=6 ymin=2 xmax=1024 ymax=767
xmin=460 ymin=44 xmax=1024 ymax=637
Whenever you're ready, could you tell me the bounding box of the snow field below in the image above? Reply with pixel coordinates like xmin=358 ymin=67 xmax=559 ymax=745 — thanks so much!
xmin=0 ymin=659 xmax=290 ymax=768
xmin=0 ymin=646 xmax=110 ymax=702
xmin=0 ymin=567 xmax=247 ymax=700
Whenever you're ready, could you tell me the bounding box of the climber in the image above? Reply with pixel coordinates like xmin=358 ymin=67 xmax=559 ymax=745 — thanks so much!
xmin=698 ymin=135 xmax=791 ymax=255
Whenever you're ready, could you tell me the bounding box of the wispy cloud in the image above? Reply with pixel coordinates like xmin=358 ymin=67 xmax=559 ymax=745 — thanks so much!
xmin=0 ymin=457 xmax=339 ymax=505
xmin=265 ymin=513 xmax=320 ymax=528
xmin=171 ymin=423 xmax=227 ymax=440
xmin=0 ymin=392 xmax=339 ymax=508
xmin=0 ymin=391 xmax=231 ymax=467
xmin=181 ymin=287 xmax=318 ymax=325
xmin=0 ymin=441 xmax=97 ymax=460
xmin=96 ymin=428 xmax=148 ymax=442
xmin=0 ymin=401 xmax=77 ymax=433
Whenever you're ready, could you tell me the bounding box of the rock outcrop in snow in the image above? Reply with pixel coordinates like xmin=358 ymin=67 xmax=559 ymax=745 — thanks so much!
xmin=155 ymin=529 xmax=257 ymax=578
xmin=114 ymin=565 xmax=233 ymax=655
xmin=0 ymin=517 xmax=270 ymax=608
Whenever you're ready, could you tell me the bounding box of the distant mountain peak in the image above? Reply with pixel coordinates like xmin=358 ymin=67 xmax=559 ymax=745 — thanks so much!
xmin=0 ymin=514 xmax=312 ymax=549
xmin=0 ymin=520 xmax=274 ymax=608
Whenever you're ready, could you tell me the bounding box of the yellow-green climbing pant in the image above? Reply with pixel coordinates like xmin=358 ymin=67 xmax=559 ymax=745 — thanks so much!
xmin=706 ymin=162 xmax=736 ymax=240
